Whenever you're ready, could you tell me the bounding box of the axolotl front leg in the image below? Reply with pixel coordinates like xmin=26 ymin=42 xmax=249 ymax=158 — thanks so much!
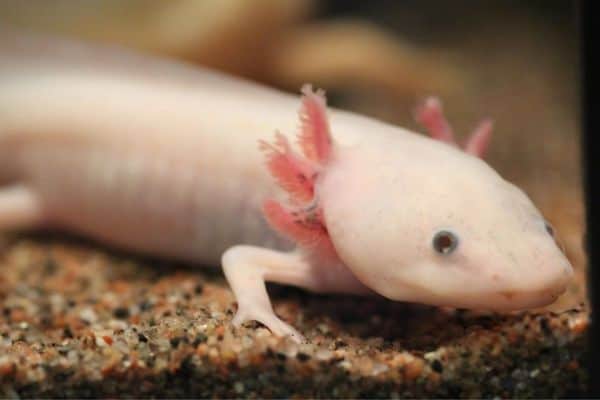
xmin=222 ymin=245 xmax=368 ymax=341
xmin=223 ymin=88 xmax=493 ymax=342
xmin=222 ymin=246 xmax=313 ymax=340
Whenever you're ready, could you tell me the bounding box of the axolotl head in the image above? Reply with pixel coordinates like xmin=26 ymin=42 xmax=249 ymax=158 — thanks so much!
xmin=319 ymin=134 xmax=573 ymax=310
xmin=262 ymin=87 xmax=573 ymax=311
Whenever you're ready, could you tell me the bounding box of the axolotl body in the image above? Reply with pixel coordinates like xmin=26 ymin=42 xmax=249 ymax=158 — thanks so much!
xmin=0 ymin=33 xmax=573 ymax=341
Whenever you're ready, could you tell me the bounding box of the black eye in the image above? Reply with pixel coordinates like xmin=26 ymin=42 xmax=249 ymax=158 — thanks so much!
xmin=432 ymin=230 xmax=459 ymax=255
xmin=544 ymin=221 xmax=555 ymax=237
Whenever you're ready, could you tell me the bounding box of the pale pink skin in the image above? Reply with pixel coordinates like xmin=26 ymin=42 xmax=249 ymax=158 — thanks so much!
xmin=0 ymin=33 xmax=573 ymax=342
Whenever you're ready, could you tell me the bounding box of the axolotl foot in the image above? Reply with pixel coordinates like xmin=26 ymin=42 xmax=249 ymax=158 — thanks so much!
xmin=231 ymin=303 xmax=304 ymax=343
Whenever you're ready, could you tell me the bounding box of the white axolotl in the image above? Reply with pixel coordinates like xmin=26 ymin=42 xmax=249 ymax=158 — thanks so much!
xmin=0 ymin=33 xmax=573 ymax=341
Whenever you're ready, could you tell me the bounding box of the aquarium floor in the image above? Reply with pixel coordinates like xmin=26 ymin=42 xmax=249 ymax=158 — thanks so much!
xmin=0 ymin=235 xmax=587 ymax=398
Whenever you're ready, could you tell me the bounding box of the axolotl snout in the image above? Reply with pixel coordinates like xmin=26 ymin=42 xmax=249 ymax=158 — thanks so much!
xmin=0 ymin=33 xmax=572 ymax=341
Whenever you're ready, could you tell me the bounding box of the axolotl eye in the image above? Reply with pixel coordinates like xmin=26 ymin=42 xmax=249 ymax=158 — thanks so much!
xmin=432 ymin=230 xmax=459 ymax=255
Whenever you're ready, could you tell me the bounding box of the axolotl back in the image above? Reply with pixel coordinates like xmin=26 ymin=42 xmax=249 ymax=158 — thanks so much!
xmin=0 ymin=32 xmax=572 ymax=341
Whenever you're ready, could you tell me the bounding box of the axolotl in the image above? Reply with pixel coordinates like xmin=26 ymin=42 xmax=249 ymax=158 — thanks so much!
xmin=0 ymin=33 xmax=573 ymax=341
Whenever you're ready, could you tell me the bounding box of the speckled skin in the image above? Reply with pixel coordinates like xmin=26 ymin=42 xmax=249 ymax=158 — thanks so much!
xmin=0 ymin=32 xmax=573 ymax=341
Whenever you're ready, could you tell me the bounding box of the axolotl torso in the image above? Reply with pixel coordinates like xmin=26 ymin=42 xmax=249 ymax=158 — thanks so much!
xmin=0 ymin=33 xmax=572 ymax=341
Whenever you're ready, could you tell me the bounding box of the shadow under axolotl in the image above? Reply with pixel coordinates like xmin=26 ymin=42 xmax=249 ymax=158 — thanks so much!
xmin=2 ymin=229 xmax=226 ymax=281
xmin=267 ymin=282 xmax=532 ymax=351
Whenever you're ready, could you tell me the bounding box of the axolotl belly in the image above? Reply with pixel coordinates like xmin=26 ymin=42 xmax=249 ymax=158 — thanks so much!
xmin=0 ymin=32 xmax=573 ymax=341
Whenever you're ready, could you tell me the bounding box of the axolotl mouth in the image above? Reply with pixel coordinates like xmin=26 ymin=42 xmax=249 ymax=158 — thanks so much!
xmin=408 ymin=284 xmax=570 ymax=312
xmin=494 ymin=285 xmax=567 ymax=310
xmin=472 ymin=264 xmax=572 ymax=311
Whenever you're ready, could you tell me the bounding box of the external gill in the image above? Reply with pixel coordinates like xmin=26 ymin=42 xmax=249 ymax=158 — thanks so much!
xmin=260 ymin=85 xmax=336 ymax=258
xmin=415 ymin=96 xmax=493 ymax=158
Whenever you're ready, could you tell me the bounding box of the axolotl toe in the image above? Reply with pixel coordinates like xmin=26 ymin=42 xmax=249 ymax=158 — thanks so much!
xmin=0 ymin=32 xmax=572 ymax=342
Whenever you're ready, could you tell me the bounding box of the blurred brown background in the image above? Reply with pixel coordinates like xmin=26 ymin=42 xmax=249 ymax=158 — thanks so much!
xmin=0 ymin=0 xmax=583 ymax=308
